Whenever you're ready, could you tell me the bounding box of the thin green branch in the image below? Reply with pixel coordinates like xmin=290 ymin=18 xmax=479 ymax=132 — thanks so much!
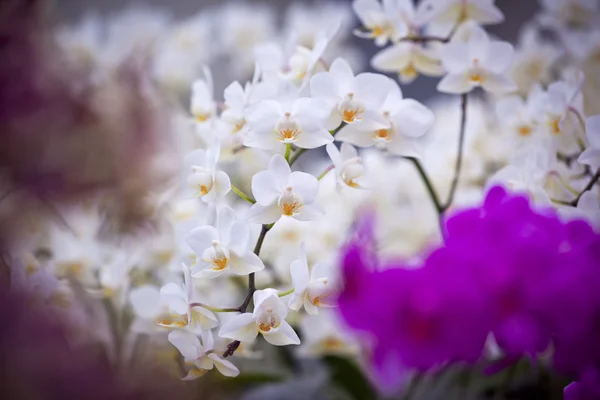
xmin=278 ymin=288 xmax=294 ymax=297
xmin=223 ymin=223 xmax=272 ymax=358
xmin=442 ymin=93 xmax=468 ymax=212
xmin=284 ymin=143 xmax=292 ymax=163
xmin=570 ymin=169 xmax=600 ymax=206
xmin=317 ymin=164 xmax=335 ymax=180
xmin=405 ymin=157 xmax=444 ymax=215
xmin=189 ymin=303 xmax=240 ymax=313
xmin=231 ymin=184 xmax=256 ymax=204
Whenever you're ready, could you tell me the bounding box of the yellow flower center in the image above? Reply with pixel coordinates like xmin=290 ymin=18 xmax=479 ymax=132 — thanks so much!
xmin=518 ymin=125 xmax=532 ymax=137
xmin=195 ymin=113 xmax=211 ymax=122
xmin=400 ymin=63 xmax=418 ymax=80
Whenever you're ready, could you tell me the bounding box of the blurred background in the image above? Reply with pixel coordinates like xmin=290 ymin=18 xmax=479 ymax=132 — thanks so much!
xmin=51 ymin=0 xmax=539 ymax=102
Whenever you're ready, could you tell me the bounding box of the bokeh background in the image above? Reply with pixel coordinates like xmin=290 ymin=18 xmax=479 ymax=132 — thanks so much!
xmin=52 ymin=0 xmax=539 ymax=101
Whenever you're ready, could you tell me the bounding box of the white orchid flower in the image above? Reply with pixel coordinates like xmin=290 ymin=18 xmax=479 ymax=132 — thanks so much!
xmin=190 ymin=67 xmax=216 ymax=124
xmin=577 ymin=116 xmax=600 ymax=169
xmin=244 ymin=92 xmax=333 ymax=151
xmin=325 ymin=143 xmax=366 ymax=189
xmin=336 ymin=80 xmax=434 ymax=158
xmin=352 ymin=0 xmax=410 ymax=46
xmin=168 ymin=330 xmax=239 ymax=379
xmin=183 ymin=138 xmax=231 ymax=203
xmin=310 ymin=58 xmax=393 ymax=130
xmin=247 ymin=154 xmax=324 ymax=224
xmin=159 ymin=264 xmax=219 ymax=331
xmin=185 ymin=206 xmax=264 ymax=279
xmin=437 ymin=24 xmax=517 ymax=94
xmin=288 ymin=243 xmax=336 ymax=315
xmin=219 ymin=288 xmax=300 ymax=346
xmin=418 ymin=0 xmax=504 ymax=36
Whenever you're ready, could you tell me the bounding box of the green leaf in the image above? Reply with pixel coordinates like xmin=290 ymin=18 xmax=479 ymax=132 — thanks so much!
xmin=323 ymin=356 xmax=376 ymax=400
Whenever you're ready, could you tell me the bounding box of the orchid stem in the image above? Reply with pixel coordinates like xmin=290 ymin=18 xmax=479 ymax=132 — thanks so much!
xmin=190 ymin=303 xmax=240 ymax=313
xmin=223 ymin=223 xmax=272 ymax=358
xmin=289 ymin=148 xmax=306 ymax=165
xmin=317 ymin=164 xmax=335 ymax=180
xmin=442 ymin=93 xmax=468 ymax=212
xmin=278 ymin=288 xmax=294 ymax=297
xmin=405 ymin=157 xmax=444 ymax=216
xmin=231 ymin=184 xmax=256 ymax=204
xmin=284 ymin=144 xmax=292 ymax=163
xmin=570 ymin=169 xmax=600 ymax=206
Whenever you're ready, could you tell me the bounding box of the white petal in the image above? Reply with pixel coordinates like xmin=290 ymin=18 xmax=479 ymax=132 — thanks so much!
xmin=192 ymin=307 xmax=219 ymax=330
xmin=181 ymin=368 xmax=207 ymax=381
xmin=213 ymin=170 xmax=232 ymax=199
xmin=294 ymin=128 xmax=334 ymax=149
xmin=262 ymin=320 xmax=300 ymax=346
xmin=160 ymin=283 xmax=187 ymax=315
xmin=288 ymin=293 xmax=304 ymax=311
xmin=310 ymin=261 xmax=331 ymax=282
xmin=227 ymin=221 xmax=250 ymax=255
xmin=326 ymin=143 xmax=343 ymax=169
xmin=246 ymin=203 xmax=282 ymax=224
xmin=208 ymin=354 xmax=240 ymax=377
xmin=586 ymin=115 xmax=600 ymax=148
xmin=437 ymin=73 xmax=473 ymax=94
xmin=387 ymin=135 xmax=424 ymax=158
xmin=168 ymin=330 xmax=201 ymax=360
xmin=268 ymin=154 xmax=292 ymax=185
xmin=303 ymin=297 xmax=319 ymax=316
xmin=289 ymin=172 xmax=319 ymax=204
xmin=243 ymin=129 xmax=280 ymax=151
xmin=192 ymin=267 xmax=226 ymax=280
xmin=371 ymin=43 xmax=412 ymax=72
xmin=253 ymin=288 xmax=281 ymax=310
xmin=228 ymin=252 xmax=265 ymax=275
xmin=354 ymin=73 xmax=392 ymax=109
xmin=247 ymin=100 xmax=282 ymax=136
xmin=294 ymin=203 xmax=325 ymax=221
xmin=252 ymin=170 xmax=281 ymax=206
xmin=290 ymin=258 xmax=309 ymax=293
xmin=328 ymin=58 xmax=355 ymax=94
xmin=578 ymin=191 xmax=600 ymax=212
xmin=391 ymin=99 xmax=435 ymax=138
xmin=310 ymin=71 xmax=340 ymax=102
xmin=293 ymin=97 xmax=330 ymax=126
xmin=340 ymin=142 xmax=358 ymax=160
xmin=439 ymin=42 xmax=470 ymax=73
xmin=218 ymin=313 xmax=258 ymax=342
xmin=335 ymin=123 xmax=377 ymax=148
xmin=578 ymin=149 xmax=600 ymax=168
xmin=186 ymin=226 xmax=219 ymax=256
xmin=481 ymin=73 xmax=517 ymax=94
xmin=216 ymin=206 xmax=235 ymax=245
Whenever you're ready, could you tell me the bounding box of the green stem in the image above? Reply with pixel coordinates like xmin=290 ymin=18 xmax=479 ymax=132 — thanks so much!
xmin=570 ymin=169 xmax=600 ymax=206
xmin=289 ymin=148 xmax=306 ymax=166
xmin=442 ymin=93 xmax=468 ymax=212
xmin=190 ymin=303 xmax=240 ymax=313
xmin=284 ymin=143 xmax=292 ymax=163
xmin=278 ymin=288 xmax=294 ymax=297
xmin=405 ymin=157 xmax=443 ymax=215
xmin=231 ymin=184 xmax=256 ymax=204
xmin=223 ymin=223 xmax=272 ymax=358
xmin=551 ymin=198 xmax=572 ymax=206
xmin=317 ymin=165 xmax=335 ymax=180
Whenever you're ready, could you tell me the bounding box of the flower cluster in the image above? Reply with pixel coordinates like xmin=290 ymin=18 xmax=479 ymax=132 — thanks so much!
xmin=339 ymin=186 xmax=600 ymax=389
xmin=4 ymin=0 xmax=600 ymax=398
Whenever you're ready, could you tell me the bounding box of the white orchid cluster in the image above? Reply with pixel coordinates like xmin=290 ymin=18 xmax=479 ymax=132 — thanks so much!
xmin=7 ymin=0 xmax=600 ymax=389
